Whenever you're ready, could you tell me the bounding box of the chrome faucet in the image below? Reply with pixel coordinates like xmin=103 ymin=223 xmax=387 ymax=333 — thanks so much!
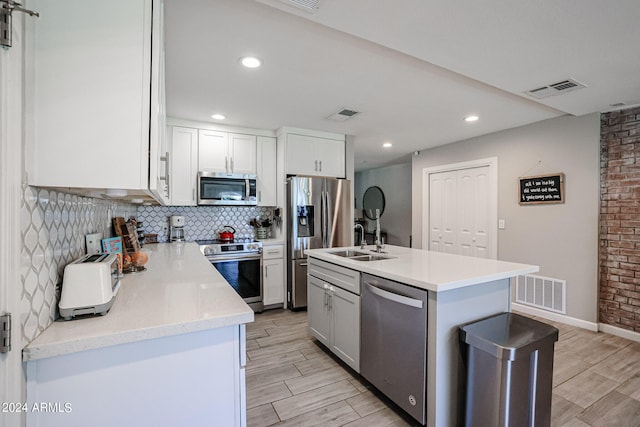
xmin=354 ymin=223 xmax=366 ymax=249
xmin=374 ymin=209 xmax=384 ymax=253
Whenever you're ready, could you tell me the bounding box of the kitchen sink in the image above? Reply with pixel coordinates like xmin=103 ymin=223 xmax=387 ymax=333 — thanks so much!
xmin=329 ymin=250 xmax=369 ymax=257
xmin=350 ymin=254 xmax=395 ymax=261
xmin=329 ymin=250 xmax=394 ymax=261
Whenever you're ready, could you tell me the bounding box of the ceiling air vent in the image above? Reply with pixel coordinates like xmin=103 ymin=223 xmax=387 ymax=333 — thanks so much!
xmin=327 ymin=108 xmax=360 ymax=122
xmin=278 ymin=0 xmax=321 ymax=13
xmin=526 ymin=78 xmax=587 ymax=99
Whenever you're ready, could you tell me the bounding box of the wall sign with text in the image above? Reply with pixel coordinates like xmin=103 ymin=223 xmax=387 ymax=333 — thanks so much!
xmin=519 ymin=173 xmax=565 ymax=205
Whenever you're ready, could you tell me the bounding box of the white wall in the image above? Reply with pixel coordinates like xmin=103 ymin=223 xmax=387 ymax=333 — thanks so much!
xmin=412 ymin=113 xmax=600 ymax=323
xmin=356 ymin=162 xmax=412 ymax=247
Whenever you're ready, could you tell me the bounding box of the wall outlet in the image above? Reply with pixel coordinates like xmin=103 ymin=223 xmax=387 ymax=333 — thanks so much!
xmin=498 ymin=219 xmax=506 ymax=230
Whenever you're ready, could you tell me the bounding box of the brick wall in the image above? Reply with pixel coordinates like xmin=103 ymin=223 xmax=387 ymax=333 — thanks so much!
xmin=600 ymin=106 xmax=640 ymax=331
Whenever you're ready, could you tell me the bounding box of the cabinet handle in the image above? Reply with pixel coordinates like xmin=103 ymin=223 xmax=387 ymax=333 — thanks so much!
xmin=165 ymin=152 xmax=170 ymax=196
xmin=225 ymin=157 xmax=228 ymax=172
xmin=159 ymin=151 xmax=169 ymax=180
xmin=364 ymin=282 xmax=423 ymax=308
xmin=314 ymin=160 xmax=318 ymax=171
xmin=230 ymin=157 xmax=234 ymax=172
xmin=259 ymin=190 xmax=262 ymax=202
xmin=319 ymin=160 xmax=322 ymax=171
xmin=323 ymin=286 xmax=328 ymax=307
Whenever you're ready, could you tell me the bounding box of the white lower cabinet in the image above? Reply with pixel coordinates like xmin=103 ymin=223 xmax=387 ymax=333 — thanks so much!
xmin=262 ymin=244 xmax=285 ymax=307
xmin=307 ymin=258 xmax=360 ymax=372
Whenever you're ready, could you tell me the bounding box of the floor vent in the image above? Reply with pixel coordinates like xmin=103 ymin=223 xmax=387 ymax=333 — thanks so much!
xmin=515 ymin=274 xmax=566 ymax=314
xmin=526 ymin=78 xmax=586 ymax=99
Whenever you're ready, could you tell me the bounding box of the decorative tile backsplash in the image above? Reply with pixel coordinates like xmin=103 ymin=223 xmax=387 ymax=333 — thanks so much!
xmin=20 ymin=190 xmax=274 ymax=345
xmin=20 ymin=186 xmax=133 ymax=343
xmin=136 ymin=205 xmax=274 ymax=242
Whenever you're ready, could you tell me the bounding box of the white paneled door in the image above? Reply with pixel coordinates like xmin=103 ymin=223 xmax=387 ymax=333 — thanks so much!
xmin=429 ymin=171 xmax=457 ymax=254
xmin=428 ymin=164 xmax=495 ymax=259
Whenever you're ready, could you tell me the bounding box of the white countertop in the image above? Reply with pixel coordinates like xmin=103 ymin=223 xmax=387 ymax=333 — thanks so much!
xmin=306 ymin=245 xmax=539 ymax=292
xmin=258 ymin=237 xmax=285 ymax=245
xmin=23 ymin=242 xmax=254 ymax=362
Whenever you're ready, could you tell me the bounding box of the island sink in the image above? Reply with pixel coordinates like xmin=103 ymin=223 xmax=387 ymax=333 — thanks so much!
xmin=329 ymin=249 xmax=395 ymax=261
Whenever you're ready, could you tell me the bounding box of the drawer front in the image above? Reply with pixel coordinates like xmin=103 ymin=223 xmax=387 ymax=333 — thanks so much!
xmin=308 ymin=258 xmax=360 ymax=295
xmin=262 ymin=245 xmax=284 ymax=260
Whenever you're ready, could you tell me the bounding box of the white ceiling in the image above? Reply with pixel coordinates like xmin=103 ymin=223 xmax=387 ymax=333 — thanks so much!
xmin=164 ymin=0 xmax=640 ymax=170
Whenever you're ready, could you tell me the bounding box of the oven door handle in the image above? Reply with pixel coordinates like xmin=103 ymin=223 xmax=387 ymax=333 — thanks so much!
xmin=208 ymin=253 xmax=262 ymax=263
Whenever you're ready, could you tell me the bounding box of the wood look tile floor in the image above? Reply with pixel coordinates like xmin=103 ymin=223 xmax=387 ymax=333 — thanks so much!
xmin=245 ymin=309 xmax=640 ymax=427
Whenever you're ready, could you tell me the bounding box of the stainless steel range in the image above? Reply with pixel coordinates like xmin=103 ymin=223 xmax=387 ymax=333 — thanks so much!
xmin=197 ymin=238 xmax=263 ymax=312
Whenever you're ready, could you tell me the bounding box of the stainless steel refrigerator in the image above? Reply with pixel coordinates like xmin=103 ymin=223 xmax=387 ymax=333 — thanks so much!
xmin=287 ymin=176 xmax=352 ymax=309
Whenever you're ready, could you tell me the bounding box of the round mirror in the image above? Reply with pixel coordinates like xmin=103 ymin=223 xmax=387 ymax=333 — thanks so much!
xmin=363 ymin=186 xmax=385 ymax=219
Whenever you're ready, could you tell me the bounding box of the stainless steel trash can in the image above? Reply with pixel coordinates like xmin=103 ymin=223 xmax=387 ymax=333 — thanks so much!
xmin=459 ymin=312 xmax=559 ymax=427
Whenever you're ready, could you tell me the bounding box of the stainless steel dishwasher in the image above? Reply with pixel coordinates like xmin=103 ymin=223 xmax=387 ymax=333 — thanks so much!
xmin=361 ymin=273 xmax=429 ymax=425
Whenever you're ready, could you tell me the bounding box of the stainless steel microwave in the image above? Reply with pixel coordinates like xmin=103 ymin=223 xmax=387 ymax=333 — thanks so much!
xmin=197 ymin=172 xmax=257 ymax=206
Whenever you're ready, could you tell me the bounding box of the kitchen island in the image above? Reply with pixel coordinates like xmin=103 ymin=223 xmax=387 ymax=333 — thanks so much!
xmin=306 ymin=245 xmax=538 ymax=427
xmin=23 ymin=242 xmax=253 ymax=427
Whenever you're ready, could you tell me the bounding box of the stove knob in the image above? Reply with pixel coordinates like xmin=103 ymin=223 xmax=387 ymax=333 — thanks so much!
xmin=204 ymin=247 xmax=213 ymax=256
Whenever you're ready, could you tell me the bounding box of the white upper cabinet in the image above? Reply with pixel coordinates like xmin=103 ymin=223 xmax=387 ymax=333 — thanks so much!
xmin=198 ymin=130 xmax=229 ymax=172
xmin=257 ymin=136 xmax=277 ymax=206
xmin=229 ymin=133 xmax=257 ymax=174
xmin=148 ymin=0 xmax=169 ymax=204
xmin=285 ymin=133 xmax=345 ymax=178
xmin=199 ymin=130 xmax=256 ymax=174
xmin=27 ymin=0 xmax=167 ymax=203
xmin=169 ymin=127 xmax=198 ymax=206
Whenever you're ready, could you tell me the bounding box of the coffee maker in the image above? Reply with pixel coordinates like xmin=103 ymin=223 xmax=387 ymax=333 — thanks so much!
xmin=169 ymin=215 xmax=185 ymax=242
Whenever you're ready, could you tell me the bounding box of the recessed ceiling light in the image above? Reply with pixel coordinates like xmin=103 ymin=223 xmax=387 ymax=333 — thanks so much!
xmin=382 ymin=142 xmax=393 ymax=148
xmin=239 ymin=56 xmax=263 ymax=68
xmin=464 ymin=115 xmax=479 ymax=122
xmin=211 ymin=114 xmax=226 ymax=120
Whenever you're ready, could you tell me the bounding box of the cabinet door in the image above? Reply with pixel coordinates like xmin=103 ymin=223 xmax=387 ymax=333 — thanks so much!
xmin=263 ymin=259 xmax=284 ymax=306
xmin=331 ymin=286 xmax=360 ymax=372
xmin=198 ymin=130 xmax=229 ymax=172
xmin=316 ymin=138 xmax=345 ymax=178
xmin=286 ymin=134 xmax=318 ymax=176
xmin=148 ymin=0 xmax=169 ymax=204
xmin=170 ymin=127 xmax=198 ymax=206
xmin=229 ymin=133 xmax=257 ymax=174
xmin=307 ymin=276 xmax=331 ymax=347
xmin=29 ymin=0 xmax=152 ymax=190
xmin=257 ymin=136 xmax=277 ymax=206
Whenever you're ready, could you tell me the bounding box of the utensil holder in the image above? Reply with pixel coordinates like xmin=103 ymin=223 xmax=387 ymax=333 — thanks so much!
xmin=256 ymin=227 xmax=268 ymax=239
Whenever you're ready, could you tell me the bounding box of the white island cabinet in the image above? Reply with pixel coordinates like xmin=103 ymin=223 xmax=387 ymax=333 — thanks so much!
xmin=307 ymin=258 xmax=360 ymax=372
xmin=23 ymin=243 xmax=253 ymax=427
xmin=27 ymin=0 xmax=168 ymax=204
xmin=306 ymin=245 xmax=538 ymax=427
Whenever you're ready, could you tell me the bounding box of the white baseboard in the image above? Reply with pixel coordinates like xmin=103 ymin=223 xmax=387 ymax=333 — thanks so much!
xmin=512 ymin=303 xmax=598 ymax=331
xmin=512 ymin=303 xmax=640 ymax=343
xmin=599 ymin=323 xmax=640 ymax=343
